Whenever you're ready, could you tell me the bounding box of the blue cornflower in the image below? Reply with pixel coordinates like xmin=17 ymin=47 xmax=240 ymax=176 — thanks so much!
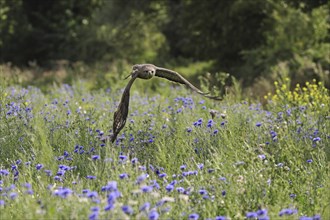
xmin=104 ymin=203 xmax=114 ymax=211
xmin=180 ymin=165 xmax=187 ymax=170
xmin=176 ymin=187 xmax=185 ymax=193
xmin=0 ymin=200 xmax=4 ymax=206
xmin=55 ymin=188 xmax=73 ymax=198
xmin=107 ymin=191 xmax=121 ymax=204
xmin=141 ymin=185 xmax=153 ymax=193
xmin=87 ymin=191 xmax=98 ymax=199
xmin=278 ymin=208 xmax=297 ymax=216
xmin=257 ymin=209 xmax=268 ymax=216
xmin=90 ymin=206 xmax=99 ymax=212
xmin=219 ymin=177 xmax=226 ymax=181
xmin=136 ymin=173 xmax=148 ymax=184
xmin=306 ymin=159 xmax=313 ymax=163
xmin=258 ymin=154 xmax=266 ymax=160
xmin=187 ymin=128 xmax=192 ymax=133
xmin=197 ymin=163 xmax=204 ymax=170
xmin=256 ymin=122 xmax=262 ymax=127
xmin=89 ymin=212 xmax=98 ymax=220
xmin=139 ymin=202 xmax=150 ymax=212
xmin=312 ymin=137 xmax=321 ymax=142
xmin=56 ymin=170 xmax=65 ymax=176
xmin=36 ymin=164 xmax=43 ymax=170
xmin=188 ymin=213 xmax=199 ymax=220
xmin=16 ymin=159 xmax=22 ymax=165
xmin=91 ymin=155 xmax=100 ymax=161
xmin=122 ymin=205 xmax=134 ymax=215
xmin=215 ymin=216 xmax=226 ymax=220
xmin=131 ymin=158 xmax=138 ymax=165
xmin=102 ymin=181 xmax=117 ymax=192
xmin=199 ymin=189 xmax=208 ymax=195
xmin=23 ymin=183 xmax=32 ymax=189
xmin=119 ymin=173 xmax=129 ymax=179
xmin=290 ymin=193 xmax=296 ymax=199
xmin=246 ymin=212 xmax=258 ymax=218
xmin=44 ymin=170 xmax=52 ymax=176
xmin=158 ymin=173 xmax=167 ymax=178
xmin=9 ymin=192 xmax=18 ymax=200
xmin=119 ymin=155 xmax=127 ymax=161
xmin=165 ymin=184 xmax=174 ymax=192
xmin=149 ymin=210 xmax=159 ymax=220
xmin=213 ymin=129 xmax=219 ymax=134
xmin=299 ymin=217 xmax=313 ymax=220
xmin=86 ymin=175 xmax=96 ymax=180
xmin=221 ymin=190 xmax=226 ymax=196
xmin=54 ymin=176 xmax=62 ymax=182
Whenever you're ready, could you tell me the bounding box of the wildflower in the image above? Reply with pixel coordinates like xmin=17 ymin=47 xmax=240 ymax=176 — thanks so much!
xmin=215 ymin=216 xmax=226 ymax=220
xmin=119 ymin=173 xmax=129 ymax=179
xmin=299 ymin=217 xmax=313 ymax=220
xmin=257 ymin=209 xmax=268 ymax=216
xmin=158 ymin=173 xmax=167 ymax=178
xmin=36 ymin=164 xmax=43 ymax=170
xmin=107 ymin=191 xmax=121 ymax=204
xmin=91 ymin=155 xmax=100 ymax=161
xmin=119 ymin=155 xmax=127 ymax=161
xmin=258 ymin=154 xmax=266 ymax=160
xmin=197 ymin=163 xmax=204 ymax=170
xmin=187 ymin=128 xmax=192 ymax=133
xmin=246 ymin=212 xmax=258 ymax=218
xmin=122 ymin=205 xmax=134 ymax=215
xmin=306 ymin=159 xmax=313 ymax=163
xmin=9 ymin=192 xmax=18 ymax=200
xmin=90 ymin=206 xmax=99 ymax=212
xmin=0 ymin=200 xmax=4 ymax=206
xmin=54 ymin=176 xmax=62 ymax=182
xmin=89 ymin=212 xmax=98 ymax=220
xmin=290 ymin=193 xmax=296 ymax=199
xmin=104 ymin=203 xmax=114 ymax=211
xmin=149 ymin=210 xmax=159 ymax=220
xmin=221 ymin=190 xmax=226 ymax=196
xmin=312 ymin=137 xmax=321 ymax=142
xmin=141 ymin=185 xmax=153 ymax=193
xmin=44 ymin=170 xmax=52 ymax=176
xmin=165 ymin=184 xmax=174 ymax=192
xmin=180 ymin=165 xmax=187 ymax=170
xmin=176 ymin=187 xmax=185 ymax=193
xmin=213 ymin=129 xmax=219 ymax=134
xmin=278 ymin=208 xmax=297 ymax=216
xmin=23 ymin=183 xmax=32 ymax=189
xmin=131 ymin=158 xmax=138 ymax=165
xmin=86 ymin=175 xmax=96 ymax=180
xmin=188 ymin=213 xmax=199 ymax=220
xmin=219 ymin=177 xmax=226 ymax=182
xmin=136 ymin=173 xmax=148 ymax=184
xmin=139 ymin=202 xmax=150 ymax=212
xmin=199 ymin=189 xmax=208 ymax=195
xmin=87 ymin=191 xmax=98 ymax=199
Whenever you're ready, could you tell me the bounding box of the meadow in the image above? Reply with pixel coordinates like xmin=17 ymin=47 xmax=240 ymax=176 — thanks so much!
xmin=0 ymin=73 xmax=329 ymax=219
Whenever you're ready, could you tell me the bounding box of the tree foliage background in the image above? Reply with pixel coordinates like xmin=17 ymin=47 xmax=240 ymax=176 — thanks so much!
xmin=0 ymin=0 xmax=329 ymax=88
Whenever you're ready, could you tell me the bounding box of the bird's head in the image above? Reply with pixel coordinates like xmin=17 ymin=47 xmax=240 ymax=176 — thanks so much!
xmin=129 ymin=64 xmax=156 ymax=79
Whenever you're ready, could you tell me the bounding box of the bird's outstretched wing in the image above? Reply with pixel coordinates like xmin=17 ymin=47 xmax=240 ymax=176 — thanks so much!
xmin=111 ymin=75 xmax=137 ymax=142
xmin=155 ymin=67 xmax=221 ymax=100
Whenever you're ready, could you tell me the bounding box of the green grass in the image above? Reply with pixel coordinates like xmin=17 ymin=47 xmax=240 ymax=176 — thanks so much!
xmin=0 ymin=77 xmax=329 ymax=220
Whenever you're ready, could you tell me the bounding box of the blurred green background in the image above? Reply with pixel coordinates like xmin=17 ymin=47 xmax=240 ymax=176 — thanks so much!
xmin=0 ymin=0 xmax=329 ymax=97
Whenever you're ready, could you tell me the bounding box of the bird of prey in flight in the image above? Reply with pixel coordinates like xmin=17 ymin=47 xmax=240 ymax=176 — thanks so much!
xmin=110 ymin=64 xmax=221 ymax=143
